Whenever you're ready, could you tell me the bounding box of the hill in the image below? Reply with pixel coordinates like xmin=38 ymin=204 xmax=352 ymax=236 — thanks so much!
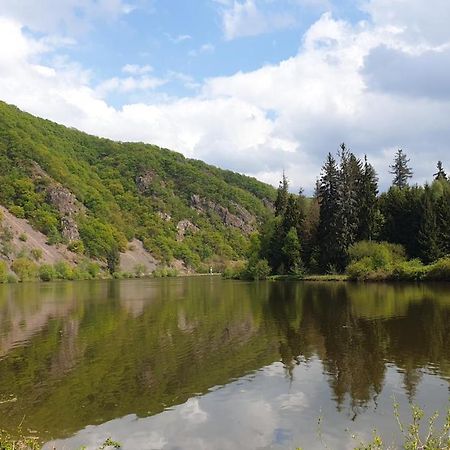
xmin=0 ymin=101 xmax=276 ymax=278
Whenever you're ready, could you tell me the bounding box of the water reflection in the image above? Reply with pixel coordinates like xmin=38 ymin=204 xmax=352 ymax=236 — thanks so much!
xmin=0 ymin=279 xmax=449 ymax=446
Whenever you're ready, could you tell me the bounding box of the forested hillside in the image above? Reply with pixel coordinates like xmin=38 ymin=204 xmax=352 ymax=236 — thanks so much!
xmin=0 ymin=101 xmax=275 ymax=278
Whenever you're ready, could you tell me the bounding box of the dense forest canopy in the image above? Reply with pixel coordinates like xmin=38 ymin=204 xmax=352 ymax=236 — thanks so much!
xmin=0 ymin=100 xmax=276 ymax=277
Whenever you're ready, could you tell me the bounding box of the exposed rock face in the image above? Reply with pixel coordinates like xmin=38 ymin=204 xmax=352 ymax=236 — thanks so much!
xmin=262 ymin=198 xmax=275 ymax=211
xmin=177 ymin=219 xmax=199 ymax=241
xmin=47 ymin=185 xmax=84 ymax=241
xmin=60 ymin=217 xmax=80 ymax=241
xmin=190 ymin=195 xmax=255 ymax=234
xmin=136 ymin=170 xmax=156 ymax=193
xmin=30 ymin=162 xmax=84 ymax=242
xmin=47 ymin=186 xmax=82 ymax=217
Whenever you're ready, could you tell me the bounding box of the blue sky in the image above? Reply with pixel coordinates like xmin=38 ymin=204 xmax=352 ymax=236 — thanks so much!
xmin=0 ymin=0 xmax=449 ymax=192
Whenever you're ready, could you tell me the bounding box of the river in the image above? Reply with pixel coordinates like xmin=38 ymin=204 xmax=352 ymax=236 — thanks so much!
xmin=0 ymin=278 xmax=449 ymax=449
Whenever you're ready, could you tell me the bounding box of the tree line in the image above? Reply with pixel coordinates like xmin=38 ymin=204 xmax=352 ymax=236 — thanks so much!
xmin=243 ymin=145 xmax=450 ymax=277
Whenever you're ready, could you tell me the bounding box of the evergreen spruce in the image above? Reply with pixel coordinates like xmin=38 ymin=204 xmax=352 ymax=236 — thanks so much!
xmin=433 ymin=161 xmax=447 ymax=181
xmin=358 ymin=155 xmax=379 ymax=241
xmin=390 ymin=149 xmax=413 ymax=188
xmin=274 ymin=172 xmax=289 ymax=216
xmin=318 ymin=152 xmax=340 ymax=272
xmin=418 ymin=185 xmax=441 ymax=263
xmin=335 ymin=144 xmax=362 ymax=269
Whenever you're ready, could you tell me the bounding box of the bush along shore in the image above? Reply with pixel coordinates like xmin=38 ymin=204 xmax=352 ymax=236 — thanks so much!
xmin=0 ymin=258 xmax=183 ymax=284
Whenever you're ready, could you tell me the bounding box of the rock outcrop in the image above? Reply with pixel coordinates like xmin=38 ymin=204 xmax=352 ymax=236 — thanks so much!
xmin=31 ymin=162 xmax=85 ymax=242
xmin=176 ymin=219 xmax=199 ymax=241
xmin=190 ymin=195 xmax=255 ymax=234
xmin=135 ymin=170 xmax=156 ymax=193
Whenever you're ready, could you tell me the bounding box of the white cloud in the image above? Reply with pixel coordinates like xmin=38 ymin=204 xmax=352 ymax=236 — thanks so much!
xmin=96 ymin=75 xmax=166 ymax=95
xmin=217 ymin=0 xmax=297 ymax=40
xmin=363 ymin=0 xmax=450 ymax=46
xmin=1 ymin=2 xmax=450 ymax=192
xmin=122 ymin=64 xmax=153 ymax=75
xmin=0 ymin=0 xmax=138 ymax=35
xmin=188 ymin=43 xmax=215 ymax=57
xmin=166 ymin=33 xmax=193 ymax=44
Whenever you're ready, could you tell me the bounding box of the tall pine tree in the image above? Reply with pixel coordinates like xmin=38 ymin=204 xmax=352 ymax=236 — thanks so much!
xmin=390 ymin=149 xmax=413 ymax=188
xmin=274 ymin=172 xmax=289 ymax=216
xmin=318 ymin=152 xmax=340 ymax=272
xmin=357 ymin=155 xmax=379 ymax=241
xmin=433 ymin=161 xmax=447 ymax=181
xmin=418 ymin=184 xmax=440 ymax=263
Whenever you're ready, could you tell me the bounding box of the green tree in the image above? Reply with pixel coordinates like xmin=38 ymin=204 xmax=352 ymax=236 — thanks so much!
xmin=433 ymin=161 xmax=447 ymax=181
xmin=335 ymin=144 xmax=362 ymax=269
xmin=274 ymin=172 xmax=289 ymax=217
xmin=390 ymin=149 xmax=413 ymax=188
xmin=357 ymin=155 xmax=379 ymax=241
xmin=318 ymin=152 xmax=340 ymax=272
xmin=282 ymin=227 xmax=303 ymax=274
xmin=417 ymin=185 xmax=441 ymax=263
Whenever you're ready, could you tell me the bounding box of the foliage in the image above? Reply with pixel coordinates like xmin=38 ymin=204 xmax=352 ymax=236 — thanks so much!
xmin=11 ymin=257 xmax=38 ymax=281
xmin=30 ymin=248 xmax=43 ymax=262
xmin=390 ymin=149 xmax=413 ymax=188
xmin=67 ymin=240 xmax=85 ymax=254
xmin=38 ymin=264 xmax=57 ymax=282
xmin=0 ymin=101 xmax=275 ymax=272
xmin=0 ymin=261 xmax=8 ymax=283
xmin=152 ymin=266 xmax=179 ymax=277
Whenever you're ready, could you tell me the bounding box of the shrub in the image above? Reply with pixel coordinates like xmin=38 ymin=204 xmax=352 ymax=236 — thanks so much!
xmin=67 ymin=240 xmax=85 ymax=254
xmin=152 ymin=266 xmax=179 ymax=277
xmin=9 ymin=205 xmax=25 ymax=218
xmin=18 ymin=233 xmax=27 ymax=242
xmin=133 ymin=263 xmax=147 ymax=277
xmin=11 ymin=257 xmax=38 ymax=281
xmin=7 ymin=273 xmax=18 ymax=283
xmin=222 ymin=261 xmax=246 ymax=279
xmin=347 ymin=241 xmax=408 ymax=280
xmin=31 ymin=248 xmax=43 ymax=262
xmin=392 ymin=259 xmax=428 ymax=281
xmin=349 ymin=241 xmax=405 ymax=268
xmin=347 ymin=257 xmax=374 ymax=280
xmin=0 ymin=260 xmax=8 ymax=283
xmin=53 ymin=261 xmax=74 ymax=280
xmin=245 ymin=258 xmax=271 ymax=280
xmin=426 ymin=257 xmax=450 ymax=281
xmin=39 ymin=264 xmax=56 ymax=282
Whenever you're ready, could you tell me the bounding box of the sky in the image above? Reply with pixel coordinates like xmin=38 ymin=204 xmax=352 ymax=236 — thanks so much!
xmin=0 ymin=0 xmax=449 ymax=193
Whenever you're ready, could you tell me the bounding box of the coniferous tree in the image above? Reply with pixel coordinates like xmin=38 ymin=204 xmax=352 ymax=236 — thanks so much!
xmin=318 ymin=152 xmax=340 ymax=272
xmin=390 ymin=149 xmax=413 ymax=188
xmin=418 ymin=185 xmax=440 ymax=263
xmin=274 ymin=172 xmax=289 ymax=216
xmin=436 ymin=180 xmax=450 ymax=256
xmin=357 ymin=155 xmax=379 ymax=241
xmin=433 ymin=161 xmax=447 ymax=181
xmin=329 ymin=144 xmax=363 ymax=271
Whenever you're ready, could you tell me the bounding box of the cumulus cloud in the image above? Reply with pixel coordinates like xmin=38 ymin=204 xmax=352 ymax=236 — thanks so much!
xmin=363 ymin=0 xmax=450 ymax=46
xmin=0 ymin=1 xmax=449 ymax=192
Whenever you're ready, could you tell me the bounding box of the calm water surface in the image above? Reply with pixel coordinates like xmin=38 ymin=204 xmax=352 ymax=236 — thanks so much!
xmin=0 ymin=278 xmax=449 ymax=449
